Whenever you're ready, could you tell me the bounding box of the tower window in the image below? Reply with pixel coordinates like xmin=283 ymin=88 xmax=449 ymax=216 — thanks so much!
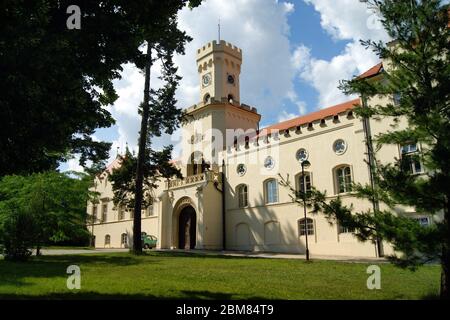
xmin=228 ymin=94 xmax=234 ymax=104
xmin=203 ymin=93 xmax=211 ymax=104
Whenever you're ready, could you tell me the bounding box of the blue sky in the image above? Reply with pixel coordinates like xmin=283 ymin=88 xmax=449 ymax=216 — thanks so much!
xmin=63 ymin=0 xmax=390 ymax=171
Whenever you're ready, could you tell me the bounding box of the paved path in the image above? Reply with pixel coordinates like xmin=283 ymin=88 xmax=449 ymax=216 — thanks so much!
xmin=158 ymin=249 xmax=388 ymax=263
xmin=34 ymin=248 xmax=387 ymax=263
xmin=33 ymin=248 xmax=129 ymax=255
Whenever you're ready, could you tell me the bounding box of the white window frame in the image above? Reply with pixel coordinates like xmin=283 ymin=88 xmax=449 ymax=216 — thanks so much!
xmin=237 ymin=184 xmax=249 ymax=208
xmin=400 ymin=143 xmax=423 ymax=175
xmin=121 ymin=233 xmax=128 ymax=246
xmin=334 ymin=165 xmax=353 ymax=194
xmin=297 ymin=171 xmax=312 ymax=194
xmin=298 ymin=218 xmax=314 ymax=236
xmin=264 ymin=179 xmax=279 ymax=204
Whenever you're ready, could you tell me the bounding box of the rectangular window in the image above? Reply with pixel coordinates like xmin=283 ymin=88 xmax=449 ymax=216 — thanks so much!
xmin=414 ymin=217 xmax=430 ymax=227
xmin=299 ymin=219 xmax=314 ymax=236
xmin=238 ymin=185 xmax=248 ymax=208
xmin=147 ymin=204 xmax=153 ymax=216
xmin=336 ymin=166 xmax=352 ymax=194
xmin=299 ymin=173 xmax=312 ymax=193
xmin=101 ymin=203 xmax=108 ymax=222
xmin=339 ymin=224 xmax=355 ymax=234
xmin=118 ymin=206 xmax=124 ymax=220
xmin=401 ymin=143 xmax=423 ymax=174
xmin=393 ymin=92 xmax=401 ymax=106
xmin=92 ymin=205 xmax=98 ymax=222
xmin=265 ymin=180 xmax=278 ymax=204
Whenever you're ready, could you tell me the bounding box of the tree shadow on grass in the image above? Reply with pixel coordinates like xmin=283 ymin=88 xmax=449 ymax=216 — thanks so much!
xmin=150 ymin=251 xmax=264 ymax=261
xmin=421 ymin=292 xmax=440 ymax=300
xmin=0 ymin=290 xmax=267 ymax=300
xmin=0 ymin=254 xmax=156 ymax=287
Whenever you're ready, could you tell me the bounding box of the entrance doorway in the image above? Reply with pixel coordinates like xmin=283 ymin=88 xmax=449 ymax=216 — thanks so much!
xmin=178 ymin=206 xmax=196 ymax=249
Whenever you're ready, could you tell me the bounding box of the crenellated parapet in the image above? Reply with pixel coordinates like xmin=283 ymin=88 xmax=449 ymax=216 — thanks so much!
xmin=197 ymin=40 xmax=242 ymax=62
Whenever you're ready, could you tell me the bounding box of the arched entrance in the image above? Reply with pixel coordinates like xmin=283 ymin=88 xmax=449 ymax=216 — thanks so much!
xmin=178 ymin=206 xmax=196 ymax=249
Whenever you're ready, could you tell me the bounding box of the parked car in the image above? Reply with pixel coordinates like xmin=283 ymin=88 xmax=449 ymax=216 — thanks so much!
xmin=141 ymin=233 xmax=157 ymax=249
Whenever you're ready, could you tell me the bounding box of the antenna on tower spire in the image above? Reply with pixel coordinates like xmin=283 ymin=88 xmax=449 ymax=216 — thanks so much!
xmin=218 ymin=18 xmax=221 ymax=42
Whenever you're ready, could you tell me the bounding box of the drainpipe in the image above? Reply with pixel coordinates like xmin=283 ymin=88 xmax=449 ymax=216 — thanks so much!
xmin=361 ymin=95 xmax=384 ymax=257
xmin=214 ymin=160 xmax=227 ymax=251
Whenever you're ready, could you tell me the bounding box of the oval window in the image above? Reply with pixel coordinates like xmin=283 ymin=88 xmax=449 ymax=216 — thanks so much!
xmin=333 ymin=139 xmax=347 ymax=155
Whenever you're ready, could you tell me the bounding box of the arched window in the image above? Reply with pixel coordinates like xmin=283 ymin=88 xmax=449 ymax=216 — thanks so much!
xmin=297 ymin=172 xmax=312 ymax=194
xmin=228 ymin=94 xmax=234 ymax=103
xmin=298 ymin=218 xmax=314 ymax=236
xmin=121 ymin=233 xmax=128 ymax=247
xmin=334 ymin=165 xmax=352 ymax=194
xmin=237 ymin=184 xmax=248 ymax=208
xmin=104 ymin=234 xmax=111 ymax=246
xmin=203 ymin=93 xmax=211 ymax=104
xmin=264 ymin=179 xmax=278 ymax=204
xmin=187 ymin=151 xmax=204 ymax=176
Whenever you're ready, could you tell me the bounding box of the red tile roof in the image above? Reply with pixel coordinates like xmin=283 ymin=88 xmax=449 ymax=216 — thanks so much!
xmin=104 ymin=156 xmax=122 ymax=174
xmin=357 ymin=62 xmax=383 ymax=80
xmin=262 ymin=98 xmax=360 ymax=133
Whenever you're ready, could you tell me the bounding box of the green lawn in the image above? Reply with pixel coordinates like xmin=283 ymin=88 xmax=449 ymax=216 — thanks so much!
xmin=0 ymin=252 xmax=440 ymax=299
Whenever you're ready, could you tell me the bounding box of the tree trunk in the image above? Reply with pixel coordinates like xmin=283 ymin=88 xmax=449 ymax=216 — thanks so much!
xmin=132 ymin=42 xmax=152 ymax=255
xmin=441 ymin=195 xmax=450 ymax=299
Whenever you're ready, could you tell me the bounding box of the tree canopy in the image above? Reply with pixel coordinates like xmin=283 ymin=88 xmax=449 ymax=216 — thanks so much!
xmin=0 ymin=171 xmax=94 ymax=260
xmin=0 ymin=0 xmax=201 ymax=176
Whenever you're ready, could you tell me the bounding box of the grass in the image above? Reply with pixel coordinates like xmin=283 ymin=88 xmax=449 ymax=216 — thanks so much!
xmin=0 ymin=251 xmax=440 ymax=300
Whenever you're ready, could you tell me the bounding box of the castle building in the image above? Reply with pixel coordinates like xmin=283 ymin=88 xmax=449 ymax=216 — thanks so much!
xmin=87 ymin=40 xmax=430 ymax=258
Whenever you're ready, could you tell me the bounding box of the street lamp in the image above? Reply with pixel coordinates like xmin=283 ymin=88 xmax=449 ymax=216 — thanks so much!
xmin=301 ymin=159 xmax=311 ymax=261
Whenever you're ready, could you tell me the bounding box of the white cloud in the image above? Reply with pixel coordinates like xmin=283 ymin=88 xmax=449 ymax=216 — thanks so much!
xmin=304 ymin=0 xmax=389 ymax=42
xmin=293 ymin=42 xmax=379 ymax=107
xmin=67 ymin=155 xmax=84 ymax=173
xmin=294 ymin=0 xmax=390 ymax=108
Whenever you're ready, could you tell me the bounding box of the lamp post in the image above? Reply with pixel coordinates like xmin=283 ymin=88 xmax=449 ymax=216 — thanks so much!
xmin=301 ymin=159 xmax=311 ymax=261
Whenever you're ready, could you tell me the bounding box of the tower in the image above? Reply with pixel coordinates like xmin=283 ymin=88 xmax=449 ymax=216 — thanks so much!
xmin=180 ymin=40 xmax=260 ymax=176
xmin=197 ymin=40 xmax=242 ymax=104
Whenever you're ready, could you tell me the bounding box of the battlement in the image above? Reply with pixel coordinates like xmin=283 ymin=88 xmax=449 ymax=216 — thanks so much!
xmin=185 ymin=99 xmax=258 ymax=115
xmin=197 ymin=40 xmax=242 ymax=61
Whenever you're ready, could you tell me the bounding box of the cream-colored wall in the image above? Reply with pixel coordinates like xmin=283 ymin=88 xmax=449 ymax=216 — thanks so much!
xmin=87 ymin=172 xmax=164 ymax=249
xmin=222 ymin=108 xmax=389 ymax=257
